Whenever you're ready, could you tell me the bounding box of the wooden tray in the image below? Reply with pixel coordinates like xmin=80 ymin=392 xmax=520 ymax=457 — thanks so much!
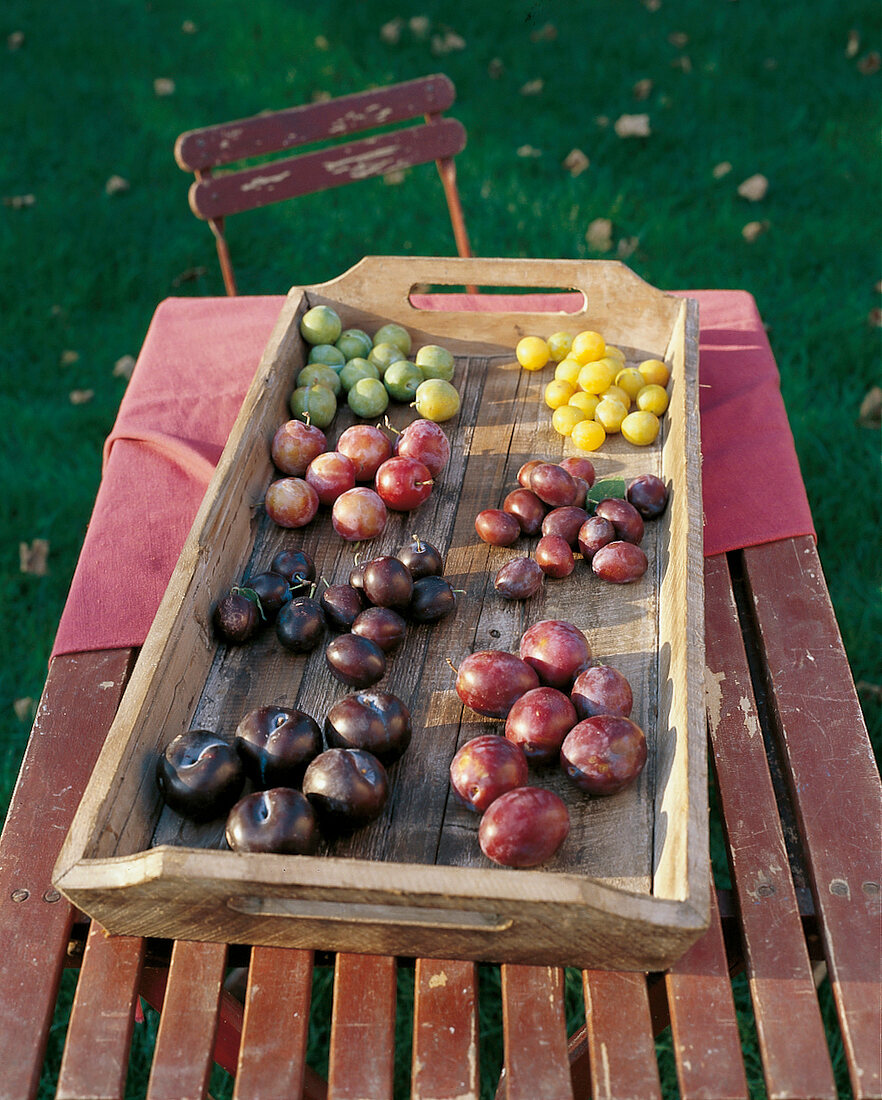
xmin=54 ymin=257 xmax=708 ymax=970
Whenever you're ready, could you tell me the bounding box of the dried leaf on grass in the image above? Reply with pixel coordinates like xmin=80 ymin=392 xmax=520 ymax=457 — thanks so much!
xmin=488 ymin=57 xmax=504 ymax=79
xmin=409 ymin=16 xmax=430 ymax=38
xmin=314 ymin=36 xmax=329 ymax=51
xmin=563 ymin=149 xmax=590 ymax=176
xmin=858 ymin=385 xmax=882 ymax=428
xmin=585 ymin=218 xmax=613 ymax=251
xmin=845 ymin=30 xmax=860 ymax=58
xmin=671 ymin=55 xmax=692 ymax=72
xmin=742 ymin=220 xmax=769 ymax=242
xmin=20 ymin=539 xmax=49 ymax=576
xmin=13 ymin=697 xmax=36 ymax=723
xmin=8 ymin=30 xmax=24 ymax=49
xmin=713 ymin=161 xmax=733 ymax=179
xmin=668 ymin=31 xmax=689 ymax=47
xmin=633 ymin=78 xmax=653 ymax=100
xmin=614 ymin=113 xmax=651 ymax=138
xmin=105 ymin=175 xmax=130 ymax=195
xmin=517 ymin=145 xmax=543 ymax=158
xmin=616 ymin=236 xmax=640 ymax=259
xmin=172 ymin=266 xmax=207 ymax=286
xmin=380 ymin=18 xmax=403 ymax=44
xmin=857 ymin=51 xmax=881 ymax=74
xmin=3 ymin=194 xmax=35 ymax=208
xmin=113 ymin=354 xmax=136 ymax=380
xmin=60 ymin=349 xmax=80 ymax=366
xmin=153 ymin=77 xmax=175 ymax=97
xmin=530 ymin=22 xmax=557 ymax=43
xmin=520 ymin=78 xmax=544 ymax=96
xmin=431 ymin=31 xmax=465 ymax=55
xmin=70 ymin=389 xmax=95 ymax=405
xmin=737 ymin=173 xmax=769 ymax=201
xmin=383 ymin=170 xmax=406 ymax=185
xmin=181 ymin=20 xmax=198 ymax=34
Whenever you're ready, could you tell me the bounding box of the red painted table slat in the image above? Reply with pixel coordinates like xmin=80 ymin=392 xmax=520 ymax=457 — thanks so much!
xmin=743 ymin=537 xmax=882 ymax=1099
xmin=412 ymin=958 xmax=479 ymax=1099
xmin=665 ymin=890 xmax=749 ymax=1100
xmin=234 ymin=946 xmax=321 ymax=1100
xmin=56 ymin=925 xmax=145 ymax=1100
xmin=580 ymin=971 xmax=662 ymax=1099
xmin=499 ymin=965 xmax=573 ymax=1100
xmin=0 ymin=648 xmax=134 ymax=1100
xmin=704 ymin=551 xmax=838 ymax=1098
xmin=146 ymin=939 xmax=229 ymax=1100
xmin=328 ymin=954 xmax=398 ymax=1099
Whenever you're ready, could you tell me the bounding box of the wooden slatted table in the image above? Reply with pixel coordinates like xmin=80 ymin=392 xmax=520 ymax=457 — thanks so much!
xmin=1 ymin=288 xmax=879 ymax=1099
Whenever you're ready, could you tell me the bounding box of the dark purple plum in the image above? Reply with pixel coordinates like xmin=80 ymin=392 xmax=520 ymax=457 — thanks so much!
xmin=156 ymin=729 xmax=244 ymax=822
xmin=302 ymin=747 xmax=389 ymax=831
xmin=627 ymin=474 xmax=669 ymax=519
xmin=591 ymin=541 xmax=649 ymax=584
xmin=276 ymin=595 xmax=326 ymax=653
xmin=325 ymin=633 xmax=386 ymax=687
xmin=351 ymin=606 xmax=407 ymax=652
xmin=577 ymin=516 xmax=616 ymax=561
xmin=594 ymin=498 xmax=644 ymax=545
xmin=529 ymin=463 xmax=577 ymax=508
xmin=361 ymin=555 xmax=414 ymax=610
xmin=396 ymin=537 xmax=444 ymax=580
xmin=234 ymin=705 xmax=322 ymax=787
xmin=502 ymin=488 xmax=546 ymax=536
xmin=271 ymin=549 xmax=316 ymax=591
xmin=320 ymin=583 xmax=366 ymax=629
xmin=535 ymin=534 xmax=575 ymax=579
xmin=225 ymin=788 xmax=320 ymax=854
xmin=475 ymin=509 xmax=521 ymax=547
xmin=409 ymin=575 xmax=457 ymax=623
xmin=324 ymin=691 xmax=412 ymax=764
xmin=494 ymin=557 xmax=543 ymax=600
xmin=213 ymin=589 xmax=260 ymax=644
xmin=245 ymin=571 xmax=290 ymax=620
xmin=541 ymin=505 xmax=589 ymax=548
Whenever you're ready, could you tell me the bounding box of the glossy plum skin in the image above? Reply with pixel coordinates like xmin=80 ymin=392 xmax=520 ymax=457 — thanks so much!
xmin=591 ymin=541 xmax=649 ymax=584
xmin=409 ymin=575 xmax=457 ymax=623
xmin=305 ymin=451 xmax=356 ymax=506
xmin=335 ymin=424 xmax=393 ymax=481
xmin=505 ymin=687 xmax=578 ymax=763
xmin=331 ymin=487 xmax=388 ymax=541
xmin=529 ymin=463 xmax=577 ymax=508
xmin=518 ymin=620 xmax=593 ymax=689
xmin=264 ymin=477 xmax=320 ymax=528
xmin=560 ymin=715 xmax=648 ymax=796
xmin=627 ymin=474 xmax=669 ymax=519
xmin=449 ymin=735 xmax=529 ymax=813
xmin=374 ymin=456 xmax=434 ymax=512
xmin=351 ymin=606 xmax=407 ymax=652
xmin=320 ymin=583 xmax=365 ymax=629
xmin=475 ymin=509 xmax=521 ymax=547
xmin=494 ymin=557 xmax=544 ymax=600
xmin=577 ymin=516 xmax=616 ymax=562
xmin=455 ymin=650 xmax=540 ymax=718
xmin=245 ymin=571 xmax=290 ymax=620
xmin=594 ymin=498 xmax=645 ymax=545
xmin=302 ymin=747 xmax=389 ymax=831
xmin=571 ymin=665 xmax=634 ymax=720
xmin=558 ymin=455 xmax=596 ymax=487
xmin=235 ymin=706 xmax=322 ymax=787
xmin=361 ymin=556 xmax=414 ymax=610
xmin=541 ymin=505 xmax=589 ymax=548
xmin=517 ymin=459 xmax=545 ymax=488
xmin=395 ymin=418 xmax=451 ymax=477
xmin=535 ymin=534 xmax=575 ymax=579
xmin=271 ymin=549 xmax=315 ymax=588
xmin=156 ymin=730 xmax=244 ymax=822
xmin=225 ymin=788 xmax=320 ymax=854
xmin=325 ymin=633 xmax=387 ymax=688
xmin=503 ymin=488 xmax=546 ymax=536
xmin=396 ymin=538 xmax=444 ymax=580
xmin=213 ymin=590 xmax=260 ymax=644
xmin=478 ymin=787 xmax=570 ymax=867
xmin=271 ymin=420 xmax=326 ymax=477
xmin=276 ymin=596 xmax=326 ymax=653
xmin=324 ymin=691 xmax=412 ymax=764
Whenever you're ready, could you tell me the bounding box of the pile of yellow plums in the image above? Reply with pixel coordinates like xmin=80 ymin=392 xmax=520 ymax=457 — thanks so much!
xmin=514 ymin=331 xmax=670 ymax=452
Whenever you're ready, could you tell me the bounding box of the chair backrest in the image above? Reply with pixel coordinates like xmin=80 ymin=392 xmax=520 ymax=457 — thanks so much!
xmin=174 ymin=74 xmax=471 ymax=295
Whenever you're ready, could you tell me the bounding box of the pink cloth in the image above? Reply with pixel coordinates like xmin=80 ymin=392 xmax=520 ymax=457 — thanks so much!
xmin=50 ymin=291 xmax=814 ymax=658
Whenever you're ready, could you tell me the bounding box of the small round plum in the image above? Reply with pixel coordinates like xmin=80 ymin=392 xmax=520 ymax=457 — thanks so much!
xmin=494 ymin=557 xmax=543 ymax=600
xmin=225 ymin=788 xmax=320 ymax=854
xmin=449 ymin=735 xmax=528 ymax=813
xmin=331 ymin=487 xmax=388 ymax=541
xmin=454 ymin=651 xmax=540 ymax=719
xmin=518 ymin=620 xmax=593 ymax=689
xmin=156 ymin=730 xmax=244 ymax=822
xmin=479 ymin=787 xmax=570 ymax=867
xmin=571 ymin=664 xmax=634 ymax=720
xmin=271 ymin=420 xmax=327 ymax=477
xmin=475 ymin=509 xmax=520 ymax=547
xmin=560 ymin=715 xmax=648 ymax=796
xmin=336 ymin=424 xmax=393 ymax=481
xmin=505 ymin=686 xmax=578 ymax=763
xmin=591 ymin=541 xmax=649 ymax=583
xmin=265 ymin=477 xmax=320 ymax=529
xmin=302 ymin=747 xmax=389 ymax=832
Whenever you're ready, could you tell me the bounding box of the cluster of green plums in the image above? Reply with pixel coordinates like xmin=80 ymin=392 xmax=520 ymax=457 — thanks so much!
xmin=293 ymin=305 xmax=461 ymax=426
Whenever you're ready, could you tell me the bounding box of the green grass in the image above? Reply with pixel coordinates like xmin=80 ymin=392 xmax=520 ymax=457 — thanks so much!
xmin=3 ymin=1 xmax=879 ymax=1096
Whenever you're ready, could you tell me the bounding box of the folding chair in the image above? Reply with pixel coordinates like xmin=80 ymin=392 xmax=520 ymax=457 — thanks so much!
xmin=174 ymin=73 xmax=472 ymax=295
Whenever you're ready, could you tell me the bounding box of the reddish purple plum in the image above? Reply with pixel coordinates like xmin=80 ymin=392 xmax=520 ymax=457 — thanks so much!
xmin=591 ymin=541 xmax=649 ymax=583
xmin=478 ymin=787 xmax=570 ymax=867
xmin=494 ymin=557 xmax=543 ymax=600
xmin=560 ymin=715 xmax=648 ymax=796
xmin=518 ymin=620 xmax=593 ymax=689
xmin=534 ymin=534 xmax=575 ymax=579
xmin=449 ymin=734 xmax=528 ymax=813
xmin=571 ymin=664 xmax=634 ymax=720
xmin=454 ymin=651 xmax=540 ymax=718
xmin=505 ymin=687 xmax=578 ymax=763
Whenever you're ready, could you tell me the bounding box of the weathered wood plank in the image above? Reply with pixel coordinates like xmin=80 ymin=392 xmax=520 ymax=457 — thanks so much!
xmin=0 ymin=648 xmax=134 ymax=1100
xmin=665 ymin=890 xmax=749 ymax=1099
xmin=412 ymin=958 xmax=479 ymax=1100
xmin=580 ymin=970 xmax=662 ymax=1099
xmin=56 ymin=925 xmax=145 ymax=1100
xmin=742 ymin=537 xmax=882 ymax=1099
xmin=146 ymin=939 xmax=228 ymax=1100
xmin=705 ymin=550 xmax=837 ymax=1098
xmin=175 ymin=74 xmax=457 ymax=171
xmin=189 ymin=120 xmax=466 ymax=220
xmin=328 ymin=954 xmax=398 ymax=1099
xmin=500 ymin=965 xmax=573 ymax=1100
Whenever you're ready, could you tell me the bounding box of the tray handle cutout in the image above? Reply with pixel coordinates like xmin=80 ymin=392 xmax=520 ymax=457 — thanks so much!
xmin=228 ymin=895 xmax=514 ymax=932
xmin=408 ymin=285 xmax=586 ymax=313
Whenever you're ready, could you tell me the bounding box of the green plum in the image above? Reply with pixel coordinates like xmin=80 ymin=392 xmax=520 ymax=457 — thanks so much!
xmin=413 ymin=378 xmax=460 ymax=422
xmin=290 ymin=384 xmax=337 ymax=428
xmin=383 ymin=360 xmax=424 ymax=402
xmin=415 ymin=344 xmax=455 ymax=382
xmin=339 ymin=357 xmax=380 ymax=392
xmin=300 ymin=305 xmax=342 ymax=346
xmin=368 ymin=341 xmax=406 ymax=377
xmin=308 ymin=343 xmax=346 ymax=369
xmin=348 ymin=377 xmax=389 ymax=418
xmin=336 ymin=328 xmax=373 ymax=361
xmin=297 ymin=363 xmax=341 ymax=396
xmin=372 ymin=322 xmax=412 ymax=356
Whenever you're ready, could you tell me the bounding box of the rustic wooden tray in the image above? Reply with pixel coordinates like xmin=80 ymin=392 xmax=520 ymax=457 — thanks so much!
xmin=55 ymin=257 xmax=708 ymax=970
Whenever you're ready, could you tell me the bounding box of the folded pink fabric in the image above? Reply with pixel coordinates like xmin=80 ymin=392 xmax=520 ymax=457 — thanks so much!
xmin=50 ymin=290 xmax=814 ymax=658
